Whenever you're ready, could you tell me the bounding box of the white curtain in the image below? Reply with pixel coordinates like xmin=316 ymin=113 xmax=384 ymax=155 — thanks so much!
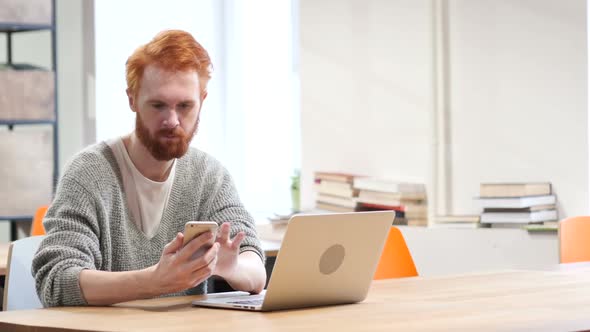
xmin=222 ymin=0 xmax=300 ymax=214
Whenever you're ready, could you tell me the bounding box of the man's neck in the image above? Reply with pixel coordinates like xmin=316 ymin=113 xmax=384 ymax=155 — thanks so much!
xmin=122 ymin=133 xmax=175 ymax=182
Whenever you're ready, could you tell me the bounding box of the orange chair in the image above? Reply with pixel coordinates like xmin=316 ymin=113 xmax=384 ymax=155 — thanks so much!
xmin=374 ymin=226 xmax=418 ymax=279
xmin=559 ymin=216 xmax=590 ymax=263
xmin=30 ymin=205 xmax=49 ymax=236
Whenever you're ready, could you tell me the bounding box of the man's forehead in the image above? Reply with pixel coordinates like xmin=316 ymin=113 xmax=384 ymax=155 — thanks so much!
xmin=139 ymin=64 xmax=201 ymax=98
xmin=143 ymin=64 xmax=200 ymax=83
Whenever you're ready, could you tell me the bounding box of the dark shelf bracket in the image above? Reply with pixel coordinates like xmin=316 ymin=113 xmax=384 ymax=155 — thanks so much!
xmin=0 ymin=23 xmax=53 ymax=33
xmin=6 ymin=31 xmax=12 ymax=64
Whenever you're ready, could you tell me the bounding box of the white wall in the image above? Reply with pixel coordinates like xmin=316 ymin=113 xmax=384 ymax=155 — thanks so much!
xmin=448 ymin=0 xmax=588 ymax=217
xmin=300 ymin=0 xmax=588 ymax=219
xmin=299 ymin=0 xmax=587 ymax=273
xmin=56 ymin=0 xmax=95 ymax=170
xmin=300 ymin=0 xmax=435 ymax=210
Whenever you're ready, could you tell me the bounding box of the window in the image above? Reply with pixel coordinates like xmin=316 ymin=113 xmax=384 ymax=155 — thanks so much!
xmin=222 ymin=0 xmax=300 ymax=214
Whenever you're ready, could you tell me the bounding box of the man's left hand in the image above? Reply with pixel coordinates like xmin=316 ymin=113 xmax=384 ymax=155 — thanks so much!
xmin=213 ymin=222 xmax=245 ymax=280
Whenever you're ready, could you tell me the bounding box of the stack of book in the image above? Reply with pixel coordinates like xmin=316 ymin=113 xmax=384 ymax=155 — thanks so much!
xmin=432 ymin=215 xmax=485 ymax=228
xmin=353 ymin=178 xmax=427 ymax=226
xmin=313 ymin=172 xmax=360 ymax=212
xmin=477 ymin=183 xmax=558 ymax=230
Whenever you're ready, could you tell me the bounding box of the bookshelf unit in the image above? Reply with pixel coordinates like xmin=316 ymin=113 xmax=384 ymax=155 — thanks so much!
xmin=0 ymin=0 xmax=58 ymax=240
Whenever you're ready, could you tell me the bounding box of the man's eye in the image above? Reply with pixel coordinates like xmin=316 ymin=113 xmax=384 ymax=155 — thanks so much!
xmin=152 ymin=104 xmax=165 ymax=110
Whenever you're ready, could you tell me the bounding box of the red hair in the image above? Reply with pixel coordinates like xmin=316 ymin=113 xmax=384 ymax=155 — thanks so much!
xmin=126 ymin=30 xmax=212 ymax=98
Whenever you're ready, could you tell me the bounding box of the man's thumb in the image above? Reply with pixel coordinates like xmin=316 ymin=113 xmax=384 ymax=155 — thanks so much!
xmin=163 ymin=232 xmax=184 ymax=254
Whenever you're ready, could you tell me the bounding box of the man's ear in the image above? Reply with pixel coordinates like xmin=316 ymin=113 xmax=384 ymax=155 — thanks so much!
xmin=126 ymin=88 xmax=136 ymax=113
xmin=201 ymin=90 xmax=208 ymax=102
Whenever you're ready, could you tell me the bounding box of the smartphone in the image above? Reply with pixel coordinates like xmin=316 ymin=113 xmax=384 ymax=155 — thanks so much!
xmin=183 ymin=221 xmax=219 ymax=247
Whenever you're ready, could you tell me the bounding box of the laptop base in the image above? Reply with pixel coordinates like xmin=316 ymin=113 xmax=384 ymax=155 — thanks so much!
xmin=192 ymin=291 xmax=265 ymax=311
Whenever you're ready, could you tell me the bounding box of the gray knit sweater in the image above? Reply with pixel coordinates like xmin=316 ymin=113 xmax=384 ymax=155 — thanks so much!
xmin=32 ymin=142 xmax=263 ymax=307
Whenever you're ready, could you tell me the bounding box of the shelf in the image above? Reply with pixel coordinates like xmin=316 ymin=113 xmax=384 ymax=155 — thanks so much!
xmin=0 ymin=119 xmax=56 ymax=126
xmin=0 ymin=215 xmax=33 ymax=222
xmin=0 ymin=23 xmax=53 ymax=33
xmin=0 ymin=1 xmax=57 ymax=242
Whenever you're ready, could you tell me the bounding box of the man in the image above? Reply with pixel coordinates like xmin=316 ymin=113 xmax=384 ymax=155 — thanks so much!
xmin=32 ymin=30 xmax=266 ymax=307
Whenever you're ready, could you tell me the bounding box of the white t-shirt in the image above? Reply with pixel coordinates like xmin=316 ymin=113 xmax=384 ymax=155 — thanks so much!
xmin=107 ymin=137 xmax=176 ymax=239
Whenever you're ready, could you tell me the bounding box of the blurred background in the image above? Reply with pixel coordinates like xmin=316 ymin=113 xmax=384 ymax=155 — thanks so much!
xmin=0 ymin=0 xmax=587 ymax=250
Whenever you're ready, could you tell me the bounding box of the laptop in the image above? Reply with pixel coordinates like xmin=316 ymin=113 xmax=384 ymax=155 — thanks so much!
xmin=192 ymin=211 xmax=394 ymax=311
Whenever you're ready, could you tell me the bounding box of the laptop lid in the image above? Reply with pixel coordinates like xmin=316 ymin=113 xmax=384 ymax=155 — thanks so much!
xmin=260 ymin=211 xmax=394 ymax=311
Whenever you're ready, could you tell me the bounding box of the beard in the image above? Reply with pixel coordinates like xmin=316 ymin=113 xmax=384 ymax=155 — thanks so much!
xmin=135 ymin=113 xmax=199 ymax=161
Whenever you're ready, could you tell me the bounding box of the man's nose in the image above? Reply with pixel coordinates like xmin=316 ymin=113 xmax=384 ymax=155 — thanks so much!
xmin=163 ymin=110 xmax=180 ymax=129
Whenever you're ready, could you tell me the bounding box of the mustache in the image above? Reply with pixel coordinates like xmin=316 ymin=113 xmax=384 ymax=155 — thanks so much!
xmin=157 ymin=127 xmax=186 ymax=138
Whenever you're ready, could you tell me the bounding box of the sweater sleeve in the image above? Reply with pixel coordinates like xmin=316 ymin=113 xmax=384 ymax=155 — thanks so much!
xmin=31 ymin=175 xmax=102 ymax=307
xmin=205 ymin=168 xmax=265 ymax=263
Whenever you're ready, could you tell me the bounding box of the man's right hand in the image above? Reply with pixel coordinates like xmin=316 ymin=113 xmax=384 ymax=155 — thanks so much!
xmin=78 ymin=231 xmax=219 ymax=305
xmin=148 ymin=231 xmax=220 ymax=294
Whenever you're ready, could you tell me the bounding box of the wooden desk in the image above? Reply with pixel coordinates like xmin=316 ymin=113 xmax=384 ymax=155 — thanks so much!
xmin=1 ymin=269 xmax=590 ymax=331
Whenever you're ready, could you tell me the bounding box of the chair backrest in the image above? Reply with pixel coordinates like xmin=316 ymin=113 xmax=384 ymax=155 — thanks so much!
xmin=31 ymin=205 xmax=49 ymax=236
xmin=559 ymin=216 xmax=590 ymax=263
xmin=3 ymin=236 xmax=45 ymax=310
xmin=374 ymin=226 xmax=418 ymax=279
